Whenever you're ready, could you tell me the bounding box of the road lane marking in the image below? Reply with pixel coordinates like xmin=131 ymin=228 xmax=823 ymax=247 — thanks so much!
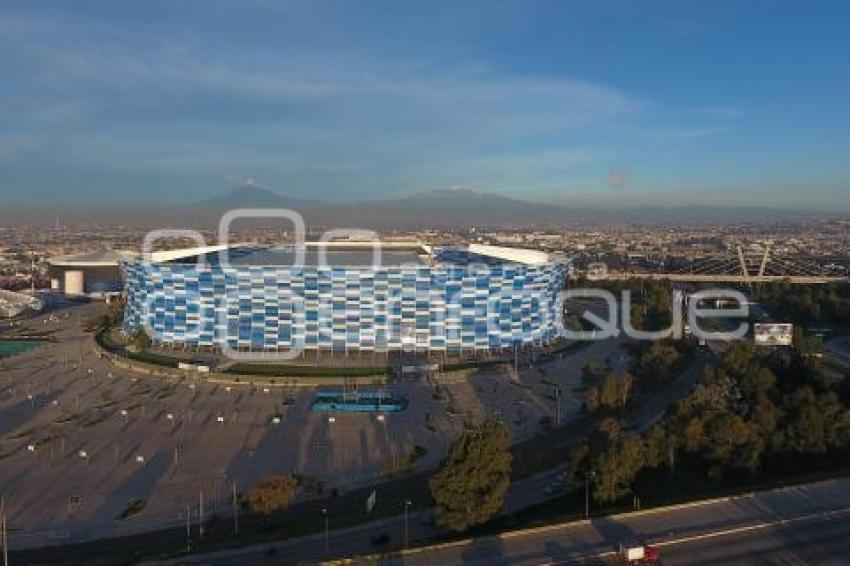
xmin=652 ymin=506 xmax=850 ymax=548
xmin=542 ymin=505 xmax=850 ymax=565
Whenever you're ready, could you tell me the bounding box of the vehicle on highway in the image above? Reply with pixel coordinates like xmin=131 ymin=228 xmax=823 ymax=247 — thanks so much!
xmin=619 ymin=543 xmax=660 ymax=564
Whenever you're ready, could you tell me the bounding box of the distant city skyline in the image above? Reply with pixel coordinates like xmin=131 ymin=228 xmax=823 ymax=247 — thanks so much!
xmin=1 ymin=1 xmax=849 ymax=210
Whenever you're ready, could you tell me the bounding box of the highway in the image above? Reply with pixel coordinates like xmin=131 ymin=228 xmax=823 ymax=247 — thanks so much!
xmin=333 ymin=477 xmax=850 ymax=565
xmin=825 ymin=336 xmax=850 ymax=365
xmin=153 ymin=478 xmax=850 ymax=565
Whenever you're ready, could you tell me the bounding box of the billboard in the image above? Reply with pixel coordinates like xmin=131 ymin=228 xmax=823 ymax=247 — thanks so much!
xmin=754 ymin=323 xmax=793 ymax=346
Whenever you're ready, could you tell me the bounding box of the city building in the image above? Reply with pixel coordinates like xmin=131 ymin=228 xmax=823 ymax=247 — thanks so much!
xmin=46 ymin=250 xmax=134 ymax=297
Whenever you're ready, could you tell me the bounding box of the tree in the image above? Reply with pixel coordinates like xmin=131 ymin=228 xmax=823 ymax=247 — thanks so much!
xmin=592 ymin=432 xmax=645 ymax=504
xmin=107 ymin=295 xmax=126 ymax=323
xmin=644 ymin=425 xmax=668 ymax=469
xmin=582 ymin=362 xmax=600 ymax=386
xmin=566 ymin=441 xmax=590 ymax=488
xmin=704 ymin=412 xmax=760 ymax=469
xmin=248 ymin=474 xmax=299 ymax=514
xmin=594 ymin=373 xmax=634 ymax=412
xmin=127 ymin=326 xmax=152 ymax=352
xmin=782 ymin=387 xmax=828 ymax=454
xmin=584 ymin=386 xmax=600 ymax=413
xmin=637 ymin=341 xmax=681 ymax=388
xmin=739 ymin=367 xmax=777 ymax=403
xmin=599 ymin=373 xmax=619 ymax=409
xmin=429 ymin=418 xmax=512 ymax=532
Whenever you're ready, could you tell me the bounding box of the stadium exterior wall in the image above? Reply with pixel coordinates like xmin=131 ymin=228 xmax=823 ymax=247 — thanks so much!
xmin=122 ymin=261 xmax=566 ymax=353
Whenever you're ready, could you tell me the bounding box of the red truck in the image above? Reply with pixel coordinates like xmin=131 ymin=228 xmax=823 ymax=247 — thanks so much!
xmin=619 ymin=543 xmax=660 ymax=564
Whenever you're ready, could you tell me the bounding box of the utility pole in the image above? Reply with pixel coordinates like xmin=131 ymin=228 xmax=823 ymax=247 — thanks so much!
xmin=322 ymin=508 xmax=329 ymax=555
xmin=199 ymin=486 xmax=204 ymax=538
xmin=554 ymin=386 xmax=561 ymax=426
xmin=403 ymin=499 xmax=411 ymax=549
xmin=585 ymin=469 xmax=591 ymax=519
xmin=232 ymin=481 xmax=239 ymax=537
xmin=2 ymin=496 xmax=8 ymax=566
xmin=186 ymin=505 xmax=191 ymax=553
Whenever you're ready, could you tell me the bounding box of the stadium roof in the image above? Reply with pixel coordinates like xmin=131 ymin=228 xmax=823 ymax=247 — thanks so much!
xmin=51 ymin=242 xmax=553 ymax=268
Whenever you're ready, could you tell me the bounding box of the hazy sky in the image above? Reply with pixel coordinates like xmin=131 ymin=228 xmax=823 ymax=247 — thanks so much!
xmin=1 ymin=0 xmax=848 ymax=209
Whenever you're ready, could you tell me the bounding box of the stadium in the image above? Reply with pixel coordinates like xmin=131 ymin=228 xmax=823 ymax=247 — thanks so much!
xmin=122 ymin=242 xmax=567 ymax=355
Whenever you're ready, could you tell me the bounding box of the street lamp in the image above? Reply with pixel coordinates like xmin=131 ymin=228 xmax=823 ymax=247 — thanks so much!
xmin=403 ymin=499 xmax=412 ymax=549
xmin=585 ymin=469 xmax=595 ymax=519
xmin=321 ymin=508 xmax=329 ymax=555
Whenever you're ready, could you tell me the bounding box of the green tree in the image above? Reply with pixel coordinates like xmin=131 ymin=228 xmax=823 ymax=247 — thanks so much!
xmin=591 ymin=432 xmax=645 ymax=504
xmin=584 ymin=386 xmax=600 ymax=413
xmin=248 ymin=474 xmax=299 ymax=514
xmin=429 ymin=418 xmax=513 ymax=532
xmin=704 ymin=412 xmax=761 ymax=469
xmin=127 ymin=326 xmax=152 ymax=352
xmin=598 ymin=372 xmax=634 ymax=410
xmin=782 ymin=387 xmax=828 ymax=454
xmin=643 ymin=425 xmax=668 ymax=469
xmin=739 ymin=367 xmax=777 ymax=403
xmin=637 ymin=341 xmax=681 ymax=388
xmin=582 ymin=362 xmax=600 ymax=387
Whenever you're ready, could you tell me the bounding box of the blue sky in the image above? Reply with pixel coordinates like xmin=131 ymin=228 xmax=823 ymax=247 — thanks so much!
xmin=1 ymin=0 xmax=848 ymax=209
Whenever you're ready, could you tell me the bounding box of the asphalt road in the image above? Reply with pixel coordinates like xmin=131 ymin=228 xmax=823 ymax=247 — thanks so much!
xmin=825 ymin=336 xmax=850 ymax=365
xmin=146 ymin=477 xmax=850 ymax=565
xmin=310 ymin=477 xmax=850 ymax=566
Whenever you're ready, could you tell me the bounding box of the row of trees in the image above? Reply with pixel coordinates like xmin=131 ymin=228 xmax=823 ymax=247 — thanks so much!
xmin=568 ymin=339 xmax=850 ymax=505
xmin=581 ymin=339 xmax=690 ymax=415
xmin=593 ymin=279 xmax=675 ymax=332
xmin=757 ymin=281 xmax=850 ymax=324
xmin=582 ymin=367 xmax=634 ymax=413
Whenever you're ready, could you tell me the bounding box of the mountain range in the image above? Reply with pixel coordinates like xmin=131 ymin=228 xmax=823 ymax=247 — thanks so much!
xmin=0 ymin=186 xmax=842 ymax=228
xmin=185 ymin=186 xmax=842 ymax=228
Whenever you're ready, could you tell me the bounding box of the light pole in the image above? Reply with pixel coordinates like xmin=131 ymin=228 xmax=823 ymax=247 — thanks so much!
xmin=584 ymin=469 xmax=594 ymax=519
xmin=554 ymin=386 xmax=561 ymax=426
xmin=232 ymin=481 xmax=239 ymax=537
xmin=322 ymin=508 xmax=329 ymax=555
xmin=199 ymin=486 xmax=204 ymax=538
xmin=403 ymin=499 xmax=411 ymax=549
xmin=185 ymin=505 xmax=191 ymax=553
xmin=1 ymin=496 xmax=8 ymax=566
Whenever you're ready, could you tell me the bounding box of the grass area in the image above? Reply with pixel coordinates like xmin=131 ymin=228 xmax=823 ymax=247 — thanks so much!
xmin=125 ymin=350 xmax=181 ymax=368
xmin=117 ymin=498 xmax=147 ymax=520
xmin=383 ymin=445 xmax=428 ymax=478
xmin=54 ymin=412 xmax=77 ymax=425
xmin=226 ymin=363 xmax=389 ymax=378
xmin=0 ymin=340 xmax=43 ymax=359
xmin=96 ymin=328 xmax=180 ymax=368
xmin=81 ymin=411 xmax=110 ymax=428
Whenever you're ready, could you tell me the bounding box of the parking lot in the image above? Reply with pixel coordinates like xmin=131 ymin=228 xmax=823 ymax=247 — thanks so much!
xmin=0 ymin=301 xmax=626 ymax=547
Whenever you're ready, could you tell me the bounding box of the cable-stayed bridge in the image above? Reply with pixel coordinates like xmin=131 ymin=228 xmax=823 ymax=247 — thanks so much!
xmin=585 ymin=245 xmax=849 ymax=284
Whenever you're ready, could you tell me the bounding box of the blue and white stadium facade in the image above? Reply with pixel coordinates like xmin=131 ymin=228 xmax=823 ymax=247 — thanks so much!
xmin=122 ymin=243 xmax=567 ymax=353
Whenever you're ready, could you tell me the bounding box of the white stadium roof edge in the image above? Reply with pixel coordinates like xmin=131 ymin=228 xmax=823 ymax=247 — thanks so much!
xmin=48 ymin=242 xmax=552 ymax=267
